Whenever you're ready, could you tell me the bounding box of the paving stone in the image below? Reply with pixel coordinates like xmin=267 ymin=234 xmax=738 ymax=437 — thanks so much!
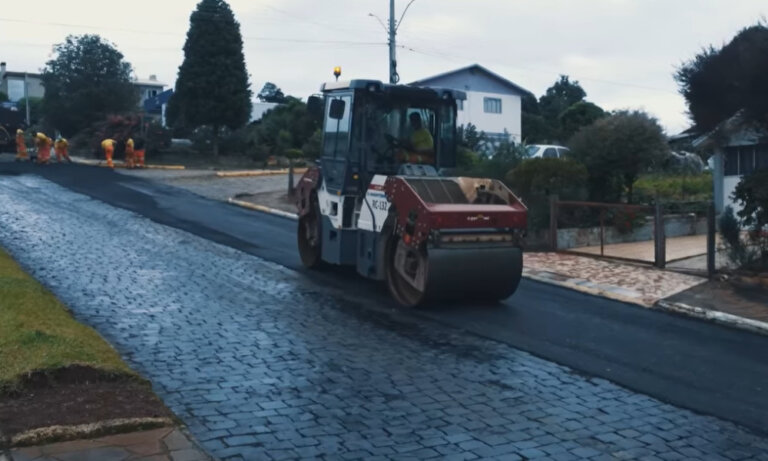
xmin=1 ymin=176 xmax=766 ymax=461
xmin=57 ymin=447 xmax=131 ymax=461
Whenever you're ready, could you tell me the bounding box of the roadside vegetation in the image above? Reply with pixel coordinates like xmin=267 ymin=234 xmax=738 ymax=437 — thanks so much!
xmin=0 ymin=248 xmax=132 ymax=391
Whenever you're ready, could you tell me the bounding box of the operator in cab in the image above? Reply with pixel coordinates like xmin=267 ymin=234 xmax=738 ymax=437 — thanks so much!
xmin=398 ymin=113 xmax=434 ymax=164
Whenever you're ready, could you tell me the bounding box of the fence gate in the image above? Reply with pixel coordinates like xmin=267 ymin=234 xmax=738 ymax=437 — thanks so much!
xmin=549 ymin=197 xmax=718 ymax=277
xmin=549 ymin=197 xmax=665 ymax=267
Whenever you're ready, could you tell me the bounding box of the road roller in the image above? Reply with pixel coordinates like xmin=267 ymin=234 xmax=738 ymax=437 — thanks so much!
xmin=296 ymin=79 xmax=527 ymax=307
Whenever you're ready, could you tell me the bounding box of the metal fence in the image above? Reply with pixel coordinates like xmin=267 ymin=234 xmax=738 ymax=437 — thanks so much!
xmin=549 ymin=196 xmax=717 ymax=277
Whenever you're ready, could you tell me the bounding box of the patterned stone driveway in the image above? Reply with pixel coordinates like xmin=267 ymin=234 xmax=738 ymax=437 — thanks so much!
xmin=524 ymin=252 xmax=705 ymax=307
xmin=1 ymin=176 xmax=766 ymax=461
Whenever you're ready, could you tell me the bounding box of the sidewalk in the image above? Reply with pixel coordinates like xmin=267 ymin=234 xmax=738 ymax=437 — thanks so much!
xmin=524 ymin=252 xmax=705 ymax=307
xmin=7 ymin=427 xmax=210 ymax=461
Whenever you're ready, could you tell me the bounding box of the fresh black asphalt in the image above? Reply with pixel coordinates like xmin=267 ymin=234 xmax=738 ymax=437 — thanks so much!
xmin=2 ymin=162 xmax=767 ymax=436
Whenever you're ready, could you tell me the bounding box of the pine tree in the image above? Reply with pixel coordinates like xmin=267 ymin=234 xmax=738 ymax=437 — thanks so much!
xmin=167 ymin=0 xmax=252 ymax=156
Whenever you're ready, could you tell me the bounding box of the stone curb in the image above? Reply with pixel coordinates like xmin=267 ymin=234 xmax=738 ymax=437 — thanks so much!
xmin=521 ymin=269 xmax=650 ymax=307
xmin=227 ymin=198 xmax=298 ymax=220
xmin=9 ymin=417 xmax=174 ymax=448
xmin=70 ymin=157 xmax=186 ymax=170
xmin=655 ymin=300 xmax=768 ymax=336
xmin=229 ymin=199 xmax=767 ymax=336
xmin=216 ymin=168 xmax=307 ymax=178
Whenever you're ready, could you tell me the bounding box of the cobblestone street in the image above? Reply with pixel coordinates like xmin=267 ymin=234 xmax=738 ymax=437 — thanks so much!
xmin=1 ymin=175 xmax=766 ymax=460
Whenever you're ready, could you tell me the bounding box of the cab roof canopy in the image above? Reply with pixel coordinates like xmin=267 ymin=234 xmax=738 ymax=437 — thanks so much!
xmin=321 ymin=79 xmax=466 ymax=102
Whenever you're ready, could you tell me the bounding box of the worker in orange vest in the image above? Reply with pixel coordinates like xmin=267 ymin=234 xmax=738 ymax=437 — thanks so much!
xmin=35 ymin=133 xmax=53 ymax=165
xmin=15 ymin=129 xmax=28 ymax=161
xmin=101 ymin=138 xmax=116 ymax=168
xmin=54 ymin=137 xmax=71 ymax=163
xmin=124 ymin=137 xmax=135 ymax=168
xmin=134 ymin=137 xmax=146 ymax=168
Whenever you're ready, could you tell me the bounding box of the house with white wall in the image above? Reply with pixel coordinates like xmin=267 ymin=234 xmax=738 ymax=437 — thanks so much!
xmin=251 ymin=102 xmax=279 ymax=123
xmin=411 ymin=64 xmax=530 ymax=153
xmin=694 ymin=112 xmax=768 ymax=214
xmin=133 ymin=75 xmax=166 ymax=108
xmin=0 ymin=62 xmax=45 ymax=102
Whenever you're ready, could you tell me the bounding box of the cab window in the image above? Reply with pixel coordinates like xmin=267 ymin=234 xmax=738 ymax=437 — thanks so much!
xmin=323 ymin=94 xmax=352 ymax=158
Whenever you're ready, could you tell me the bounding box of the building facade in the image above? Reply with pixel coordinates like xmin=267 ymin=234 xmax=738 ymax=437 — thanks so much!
xmin=411 ymin=64 xmax=530 ymax=153
xmin=0 ymin=62 xmax=45 ymax=103
xmin=133 ymin=75 xmax=166 ymax=107
xmin=694 ymin=113 xmax=768 ymax=214
xmin=2 ymin=62 xmax=166 ymax=111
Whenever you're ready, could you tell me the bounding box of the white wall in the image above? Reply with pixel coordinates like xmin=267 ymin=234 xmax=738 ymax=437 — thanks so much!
xmin=251 ymin=102 xmax=279 ymax=122
xmin=723 ymin=175 xmax=743 ymax=214
xmin=458 ymin=90 xmax=521 ymax=143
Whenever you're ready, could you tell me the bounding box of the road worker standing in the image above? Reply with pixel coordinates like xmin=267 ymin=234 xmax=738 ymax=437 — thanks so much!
xmin=124 ymin=137 xmax=135 ymax=168
xmin=15 ymin=129 xmax=28 ymax=161
xmin=101 ymin=138 xmax=116 ymax=168
xmin=134 ymin=137 xmax=146 ymax=168
xmin=54 ymin=137 xmax=71 ymax=163
xmin=35 ymin=133 xmax=52 ymax=165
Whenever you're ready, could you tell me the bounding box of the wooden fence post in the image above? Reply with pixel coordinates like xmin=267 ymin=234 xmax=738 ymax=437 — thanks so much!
xmin=287 ymin=158 xmax=295 ymax=197
xmin=654 ymin=202 xmax=666 ymax=269
xmin=549 ymin=195 xmax=559 ymax=251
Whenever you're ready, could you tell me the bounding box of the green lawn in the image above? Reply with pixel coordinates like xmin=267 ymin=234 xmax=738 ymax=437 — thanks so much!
xmin=0 ymin=248 xmax=133 ymax=390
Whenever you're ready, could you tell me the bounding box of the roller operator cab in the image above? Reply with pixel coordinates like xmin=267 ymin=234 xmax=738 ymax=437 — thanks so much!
xmin=296 ymin=80 xmax=528 ymax=307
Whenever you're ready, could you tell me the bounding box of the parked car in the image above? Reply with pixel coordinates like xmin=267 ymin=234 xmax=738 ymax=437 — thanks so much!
xmin=526 ymin=144 xmax=570 ymax=159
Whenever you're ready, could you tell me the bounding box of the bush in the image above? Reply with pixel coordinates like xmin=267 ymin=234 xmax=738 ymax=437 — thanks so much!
xmin=634 ymin=172 xmax=713 ymax=204
xmin=459 ymin=137 xmax=526 ymax=181
xmin=70 ymin=114 xmax=141 ymax=157
xmin=733 ymin=169 xmax=768 ymax=269
xmin=719 ymin=206 xmax=754 ymax=268
xmin=568 ymin=110 xmax=670 ymax=203
xmin=456 ymin=146 xmax=481 ymax=170
xmin=506 ymin=158 xmax=589 ymax=230
xmin=144 ymin=120 xmax=171 ymax=154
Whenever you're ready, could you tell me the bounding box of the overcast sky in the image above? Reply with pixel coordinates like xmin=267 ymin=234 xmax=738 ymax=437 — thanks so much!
xmin=2 ymin=0 xmax=766 ymax=134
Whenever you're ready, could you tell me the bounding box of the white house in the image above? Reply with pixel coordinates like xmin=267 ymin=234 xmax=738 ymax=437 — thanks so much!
xmin=133 ymin=75 xmax=166 ymax=107
xmin=411 ymin=64 xmax=530 ymax=152
xmin=251 ymin=102 xmax=279 ymax=123
xmin=0 ymin=62 xmax=45 ymax=102
xmin=693 ymin=112 xmax=768 ymax=214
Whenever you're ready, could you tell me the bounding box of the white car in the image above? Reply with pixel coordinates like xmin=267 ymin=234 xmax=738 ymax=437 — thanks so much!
xmin=526 ymin=144 xmax=570 ymax=159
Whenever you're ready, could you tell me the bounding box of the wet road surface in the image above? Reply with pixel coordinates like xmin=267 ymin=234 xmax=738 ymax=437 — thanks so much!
xmin=1 ymin=164 xmax=768 ymax=459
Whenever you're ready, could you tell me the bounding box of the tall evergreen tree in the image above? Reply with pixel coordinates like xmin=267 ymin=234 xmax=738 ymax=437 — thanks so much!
xmin=168 ymin=0 xmax=252 ymax=156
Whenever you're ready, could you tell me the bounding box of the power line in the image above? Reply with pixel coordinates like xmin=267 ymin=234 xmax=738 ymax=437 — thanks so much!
xmin=261 ymin=5 xmax=380 ymax=37
xmin=0 ymin=17 xmax=384 ymax=46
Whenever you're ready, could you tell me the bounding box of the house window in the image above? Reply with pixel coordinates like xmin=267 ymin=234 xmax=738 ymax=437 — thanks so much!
xmin=739 ymin=147 xmax=755 ymax=176
xmin=483 ymin=97 xmax=502 ymax=114
xmin=7 ymin=78 xmax=25 ymax=102
xmin=724 ymin=147 xmax=739 ymax=176
xmin=457 ymin=100 xmax=464 ymax=111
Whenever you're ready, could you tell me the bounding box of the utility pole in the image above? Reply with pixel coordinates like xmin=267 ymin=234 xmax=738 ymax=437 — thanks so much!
xmin=389 ymin=0 xmax=399 ymax=84
xmin=24 ymin=73 xmax=30 ymax=126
